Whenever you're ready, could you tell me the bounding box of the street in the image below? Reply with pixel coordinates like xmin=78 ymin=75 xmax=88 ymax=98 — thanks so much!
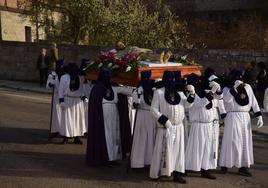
xmin=0 ymin=87 xmax=267 ymax=188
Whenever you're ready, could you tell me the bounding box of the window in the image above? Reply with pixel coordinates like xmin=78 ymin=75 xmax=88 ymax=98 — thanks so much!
xmin=25 ymin=26 xmax=32 ymax=42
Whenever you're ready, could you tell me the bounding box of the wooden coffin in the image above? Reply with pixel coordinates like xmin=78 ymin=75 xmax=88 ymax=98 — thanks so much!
xmin=86 ymin=65 xmax=201 ymax=87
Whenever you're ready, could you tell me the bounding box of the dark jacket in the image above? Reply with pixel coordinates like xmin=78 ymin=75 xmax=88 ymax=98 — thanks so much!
xmin=37 ymin=54 xmax=49 ymax=69
xmin=257 ymin=69 xmax=268 ymax=91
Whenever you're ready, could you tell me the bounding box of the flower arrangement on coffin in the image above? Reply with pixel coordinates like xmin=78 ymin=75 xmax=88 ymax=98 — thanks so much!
xmin=85 ymin=51 xmax=142 ymax=74
xmin=171 ymin=53 xmax=197 ymax=65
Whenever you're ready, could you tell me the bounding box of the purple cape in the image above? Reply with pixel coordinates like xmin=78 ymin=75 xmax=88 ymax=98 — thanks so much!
xmin=86 ymin=84 xmax=109 ymax=166
xmin=86 ymin=85 xmax=131 ymax=166
xmin=117 ymin=94 xmax=132 ymax=159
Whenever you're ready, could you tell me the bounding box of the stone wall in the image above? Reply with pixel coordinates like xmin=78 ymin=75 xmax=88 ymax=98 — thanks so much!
xmin=0 ymin=41 xmax=110 ymax=82
xmin=0 ymin=41 xmax=267 ymax=82
xmin=181 ymin=49 xmax=268 ymax=73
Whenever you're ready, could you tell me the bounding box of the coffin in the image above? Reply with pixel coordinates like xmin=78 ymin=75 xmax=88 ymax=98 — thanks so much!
xmin=86 ymin=64 xmax=201 ymax=87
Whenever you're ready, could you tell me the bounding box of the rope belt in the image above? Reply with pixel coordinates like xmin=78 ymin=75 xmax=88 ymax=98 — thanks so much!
xmin=65 ymin=95 xmax=81 ymax=99
xmin=228 ymin=111 xmax=249 ymax=113
xmin=157 ymin=124 xmax=182 ymax=129
xmin=191 ymin=119 xmax=218 ymax=124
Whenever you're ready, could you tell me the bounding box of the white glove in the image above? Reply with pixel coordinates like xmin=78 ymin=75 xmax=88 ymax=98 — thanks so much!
xmin=208 ymin=74 xmax=218 ymax=82
xmin=186 ymin=85 xmax=195 ymax=95
xmin=234 ymin=80 xmax=243 ymax=91
xmin=84 ymin=98 xmax=89 ymax=103
xmin=165 ymin=120 xmax=173 ymax=129
xmin=60 ymin=102 xmax=67 ymax=110
xmin=257 ymin=116 xmax=263 ymax=128
xmin=209 ymin=81 xmax=221 ymax=93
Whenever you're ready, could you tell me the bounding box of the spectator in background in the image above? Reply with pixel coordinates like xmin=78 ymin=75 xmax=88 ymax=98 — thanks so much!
xmin=49 ymin=43 xmax=59 ymax=73
xmin=243 ymin=61 xmax=256 ymax=87
xmin=256 ymin=62 xmax=268 ymax=108
xmin=37 ymin=48 xmax=49 ymax=87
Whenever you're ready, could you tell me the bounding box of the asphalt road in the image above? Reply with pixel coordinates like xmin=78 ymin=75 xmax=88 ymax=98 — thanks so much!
xmin=0 ymin=87 xmax=267 ymax=188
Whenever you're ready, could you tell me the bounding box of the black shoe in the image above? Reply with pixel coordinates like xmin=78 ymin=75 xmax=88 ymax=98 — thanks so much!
xmin=183 ymin=170 xmax=188 ymax=177
xmin=74 ymin=137 xmax=83 ymax=145
xmin=221 ymin=167 xmax=228 ymax=174
xmin=173 ymin=171 xmax=187 ymax=184
xmin=150 ymin=177 xmax=160 ymax=182
xmin=239 ymin=167 xmax=252 ymax=177
xmin=61 ymin=137 xmax=68 ymax=144
xmin=201 ymin=169 xmax=216 ymax=180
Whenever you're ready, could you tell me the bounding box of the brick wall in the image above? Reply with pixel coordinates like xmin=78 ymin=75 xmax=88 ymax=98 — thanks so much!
xmin=0 ymin=41 xmax=267 ymax=82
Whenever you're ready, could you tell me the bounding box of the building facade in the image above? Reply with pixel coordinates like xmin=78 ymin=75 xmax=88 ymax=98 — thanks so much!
xmin=0 ymin=0 xmax=45 ymax=42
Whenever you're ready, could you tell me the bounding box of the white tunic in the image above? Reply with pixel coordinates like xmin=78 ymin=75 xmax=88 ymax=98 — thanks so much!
xmin=149 ymin=88 xmax=193 ymax=179
xmin=185 ymin=94 xmax=226 ymax=171
xmin=58 ymin=74 xmax=87 ymax=137
xmin=81 ymin=77 xmax=92 ymax=132
xmin=102 ymin=86 xmax=133 ymax=161
xmin=131 ymin=87 xmax=157 ymax=168
xmin=46 ymin=71 xmax=61 ymax=133
xmin=183 ymin=110 xmax=189 ymax=147
xmin=219 ymin=84 xmax=261 ymax=168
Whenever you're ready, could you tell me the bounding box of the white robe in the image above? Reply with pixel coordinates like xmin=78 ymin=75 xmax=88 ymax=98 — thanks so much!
xmin=185 ymin=94 xmax=226 ymax=171
xmin=130 ymin=87 xmax=157 ymax=168
xmin=149 ymin=88 xmax=193 ymax=179
xmin=58 ymin=74 xmax=87 ymax=137
xmin=81 ymin=77 xmax=92 ymax=132
xmin=219 ymin=84 xmax=261 ymax=168
xmin=102 ymin=86 xmax=133 ymax=161
xmin=46 ymin=71 xmax=61 ymax=134
xmin=183 ymin=110 xmax=189 ymax=146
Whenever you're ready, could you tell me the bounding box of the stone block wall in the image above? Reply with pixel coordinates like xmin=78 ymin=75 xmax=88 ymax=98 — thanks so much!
xmin=0 ymin=41 xmax=110 ymax=82
xmin=0 ymin=41 xmax=267 ymax=82
xmin=184 ymin=49 xmax=268 ymax=73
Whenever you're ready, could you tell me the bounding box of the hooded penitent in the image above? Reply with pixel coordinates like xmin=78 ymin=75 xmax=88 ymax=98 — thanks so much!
xmin=139 ymin=70 xmax=154 ymax=105
xmin=174 ymin=70 xmax=186 ymax=92
xmin=162 ymin=71 xmax=181 ymax=105
xmin=79 ymin=58 xmax=91 ymax=76
xmin=97 ymin=67 xmax=114 ymax=101
xmin=229 ymin=69 xmax=249 ymax=106
xmin=203 ymin=67 xmax=217 ymax=90
xmin=66 ymin=63 xmax=80 ymax=91
xmin=187 ymin=73 xmax=213 ymax=109
xmin=55 ymin=59 xmax=65 ymax=80
xmin=86 ymin=68 xmax=112 ymax=166
xmin=86 ymin=67 xmax=131 ymax=166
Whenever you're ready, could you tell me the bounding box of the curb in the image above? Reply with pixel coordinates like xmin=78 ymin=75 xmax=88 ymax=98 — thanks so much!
xmin=0 ymin=84 xmax=52 ymax=94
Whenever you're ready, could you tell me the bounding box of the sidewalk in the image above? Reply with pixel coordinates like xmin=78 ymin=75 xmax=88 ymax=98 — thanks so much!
xmin=0 ymin=80 xmax=52 ymax=94
xmin=0 ymin=79 xmax=268 ymax=135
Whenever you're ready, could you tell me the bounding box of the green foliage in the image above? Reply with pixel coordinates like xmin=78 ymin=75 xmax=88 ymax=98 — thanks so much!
xmin=29 ymin=0 xmax=192 ymax=48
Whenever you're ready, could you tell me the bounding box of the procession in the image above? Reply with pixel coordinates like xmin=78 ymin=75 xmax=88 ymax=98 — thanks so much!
xmin=1 ymin=1 xmax=268 ymax=187
xmin=44 ymin=45 xmax=268 ymax=184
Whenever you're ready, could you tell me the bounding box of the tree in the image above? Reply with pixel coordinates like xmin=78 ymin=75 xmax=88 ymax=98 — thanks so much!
xmin=27 ymin=0 xmax=192 ymax=48
xmin=19 ymin=0 xmax=57 ymax=42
